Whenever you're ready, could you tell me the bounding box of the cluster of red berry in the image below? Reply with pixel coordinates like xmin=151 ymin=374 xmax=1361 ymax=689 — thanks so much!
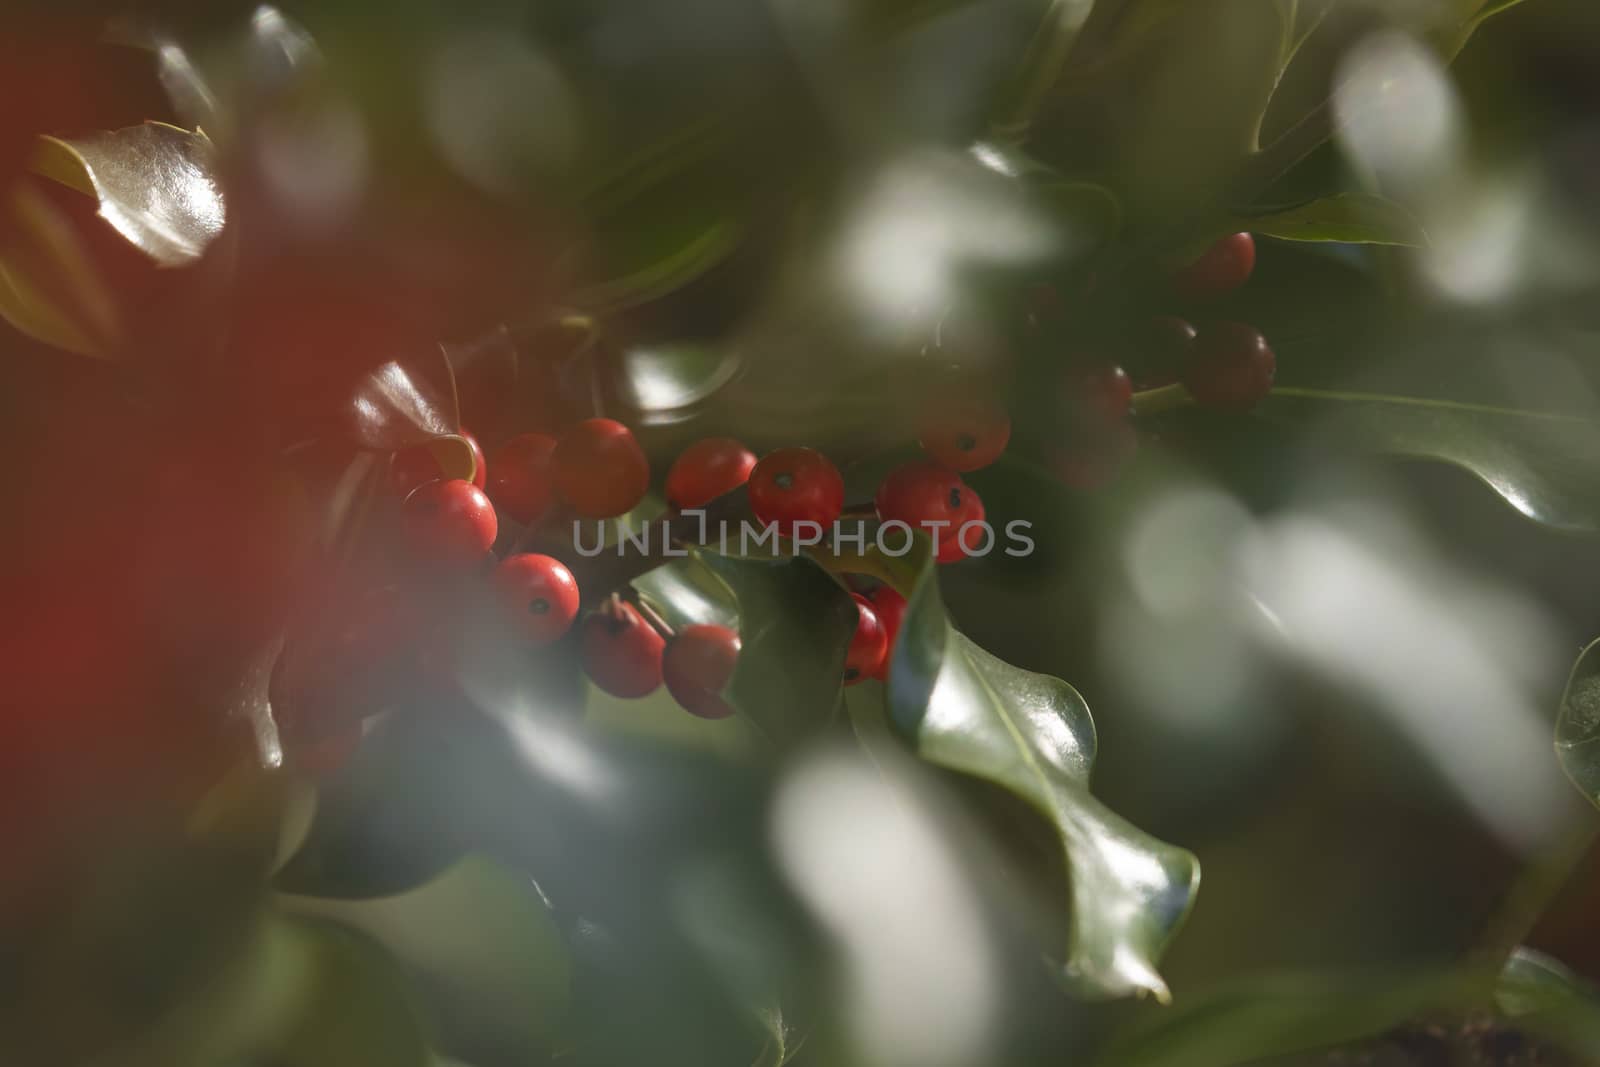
xmin=283 ymin=235 xmax=1273 ymax=770
xmin=1160 ymin=232 xmax=1277 ymax=410
xmin=314 ymin=397 xmax=1010 ymax=756
xmin=1039 ymin=231 xmax=1276 ymax=486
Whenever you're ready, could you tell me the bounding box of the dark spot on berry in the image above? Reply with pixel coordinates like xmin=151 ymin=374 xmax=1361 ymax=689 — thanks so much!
xmin=529 ymin=598 xmax=550 ymax=615
xmin=844 ymin=668 xmax=859 ymax=681
xmin=956 ymin=433 xmax=977 ymax=452
xmin=774 ymin=472 xmax=794 ymax=490
xmin=947 ymin=487 xmax=962 ymax=510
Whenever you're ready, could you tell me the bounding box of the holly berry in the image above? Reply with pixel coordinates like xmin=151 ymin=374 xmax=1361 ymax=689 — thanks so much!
xmin=1065 ymin=363 xmax=1133 ymax=424
xmin=663 ymin=624 xmax=741 ymax=719
xmin=1173 ymin=232 xmax=1256 ymax=301
xmin=666 ymin=437 xmax=758 ymax=510
xmin=1183 ymin=322 xmax=1276 ymax=412
xmin=581 ymin=599 xmax=665 ymax=698
xmin=874 ymin=461 xmax=986 ymax=564
xmin=390 ymin=430 xmax=487 ymax=497
xmin=864 ymin=585 xmax=907 ymax=679
xmin=919 ymin=395 xmax=1011 ymax=473
xmin=553 ymin=419 xmax=650 ymax=519
xmin=747 ymin=447 xmax=845 ymax=537
xmin=845 ymin=593 xmax=888 ymax=685
xmin=402 ymin=479 xmax=498 ymax=568
xmin=494 ymin=554 xmax=580 ymax=646
xmin=488 ymin=433 xmax=558 ymax=524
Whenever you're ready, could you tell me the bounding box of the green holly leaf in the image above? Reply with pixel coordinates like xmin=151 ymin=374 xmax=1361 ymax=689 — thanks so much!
xmin=31 ymin=123 xmax=226 ymax=267
xmin=1095 ymin=966 xmax=1476 ymax=1067
xmin=630 ymin=547 xmax=856 ymax=748
xmin=1256 ymin=388 xmax=1600 ymax=534
xmin=1555 ymin=639 xmax=1600 ymax=810
xmin=880 ymin=542 xmax=1199 ymax=1002
xmin=702 ymin=552 xmax=859 ymax=747
xmin=281 ymin=855 xmax=572 ymax=1065
xmin=1234 ymin=193 xmax=1427 ymax=246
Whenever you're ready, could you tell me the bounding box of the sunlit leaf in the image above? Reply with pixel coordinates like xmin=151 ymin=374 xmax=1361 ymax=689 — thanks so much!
xmin=346 ymin=350 xmax=474 ymax=481
xmin=1235 ymin=193 xmax=1427 ymax=246
xmin=1095 ymin=966 xmax=1475 ymax=1067
xmin=0 ymin=182 xmax=120 ymax=356
xmin=31 ymin=123 xmax=225 ymax=267
xmin=1257 ymin=388 xmax=1600 ymax=533
xmin=1555 ymin=639 xmax=1600 ymax=810
xmin=613 ymin=340 xmax=742 ymax=423
xmin=281 ymin=855 xmax=572 ymax=1064
xmin=879 ymin=541 xmax=1199 ymax=1002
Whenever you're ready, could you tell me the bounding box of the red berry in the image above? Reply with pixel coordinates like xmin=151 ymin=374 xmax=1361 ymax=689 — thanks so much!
xmin=663 ymin=624 xmax=741 ymax=719
xmin=1065 ymin=363 xmax=1133 ymax=424
xmin=462 ymin=430 xmax=487 ymax=490
xmin=553 ymin=419 xmax=650 ymax=519
xmin=864 ymin=586 xmax=907 ymax=679
xmin=494 ymin=554 xmax=580 ymax=646
xmin=1183 ymin=322 xmax=1276 ymax=412
xmin=488 ymin=433 xmax=558 ymax=524
xmin=1173 ymin=232 xmax=1256 ymax=300
xmin=747 ymin=447 xmax=845 ymax=538
xmin=665 ymin=437 xmax=758 ymax=510
xmin=845 ymin=593 xmax=888 ymax=685
xmin=581 ymin=600 xmax=665 ymax=698
xmin=402 ymin=479 xmax=498 ymax=568
xmin=873 ymin=461 xmax=986 ymax=564
xmin=919 ymin=395 xmax=1011 ymax=472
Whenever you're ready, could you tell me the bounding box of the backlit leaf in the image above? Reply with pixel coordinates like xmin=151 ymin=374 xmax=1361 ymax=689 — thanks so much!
xmin=32 ymin=123 xmax=226 ymax=267
xmin=1235 ymin=193 xmax=1427 ymax=246
xmin=1257 ymin=388 xmax=1600 ymax=534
